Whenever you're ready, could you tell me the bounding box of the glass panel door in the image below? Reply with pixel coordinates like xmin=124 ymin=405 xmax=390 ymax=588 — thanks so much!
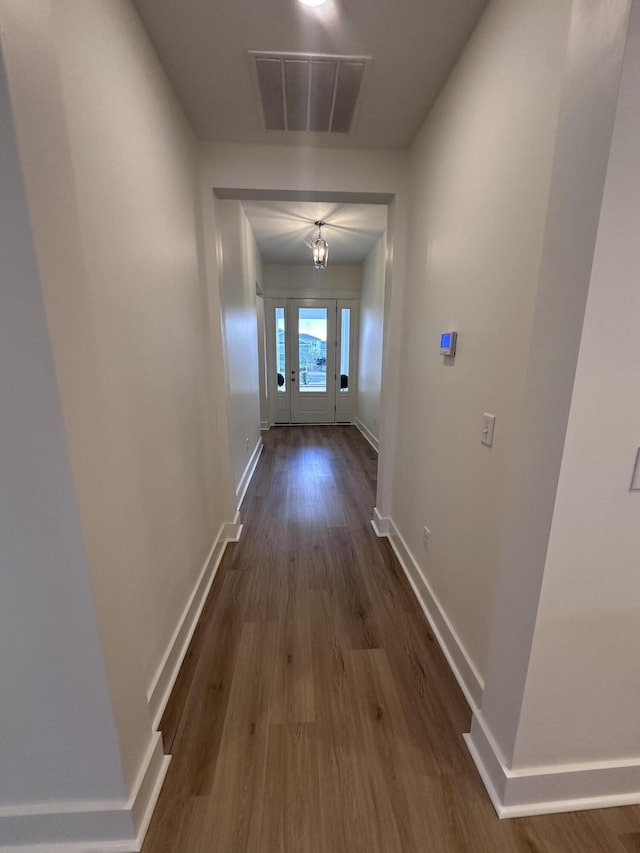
xmin=335 ymin=299 xmax=358 ymax=423
xmin=339 ymin=307 xmax=351 ymax=392
xmin=289 ymin=299 xmax=336 ymax=423
xmin=275 ymin=307 xmax=286 ymax=393
xmin=266 ymin=297 xmax=357 ymax=425
xmin=267 ymin=301 xmax=291 ymax=423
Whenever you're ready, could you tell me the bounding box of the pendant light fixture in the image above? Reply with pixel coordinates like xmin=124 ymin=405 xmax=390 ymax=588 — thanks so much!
xmin=312 ymin=220 xmax=329 ymax=270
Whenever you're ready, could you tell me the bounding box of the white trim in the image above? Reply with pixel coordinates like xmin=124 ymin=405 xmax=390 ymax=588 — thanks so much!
xmin=371 ymin=506 xmax=391 ymax=537
xmin=0 ymin=844 xmax=135 ymax=852
xmin=236 ymin=437 xmax=263 ymax=509
xmin=146 ymin=525 xmax=237 ymax=729
xmin=0 ymin=840 xmax=137 ymax=852
xmin=0 ymin=735 xmax=169 ymax=852
xmin=128 ymin=734 xmax=170 ymax=850
xmin=265 ymin=288 xmax=361 ymax=300
xmin=376 ymin=517 xmax=484 ymax=713
xmin=466 ymin=712 xmax=640 ymax=818
xmin=354 ymin=417 xmax=379 ymax=452
xmin=1 ymin=513 xmax=245 ymax=851
xmin=280 ymin=422 xmax=355 ymax=427
xmin=0 ymin=811 xmax=134 ymax=852
xmin=260 ymin=420 xmax=270 ymax=431
xmin=222 ymin=511 xmax=243 ymax=543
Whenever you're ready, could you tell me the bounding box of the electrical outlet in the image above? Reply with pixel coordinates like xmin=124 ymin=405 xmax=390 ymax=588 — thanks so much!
xmin=423 ymin=526 xmax=431 ymax=551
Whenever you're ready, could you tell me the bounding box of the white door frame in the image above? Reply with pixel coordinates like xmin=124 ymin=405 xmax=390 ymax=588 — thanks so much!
xmin=265 ymin=297 xmax=359 ymax=425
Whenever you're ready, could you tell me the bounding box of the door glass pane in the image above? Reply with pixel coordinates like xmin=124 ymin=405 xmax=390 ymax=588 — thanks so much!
xmin=275 ymin=307 xmax=286 ymax=392
xmin=298 ymin=307 xmax=327 ymax=392
xmin=340 ymin=308 xmax=350 ymax=392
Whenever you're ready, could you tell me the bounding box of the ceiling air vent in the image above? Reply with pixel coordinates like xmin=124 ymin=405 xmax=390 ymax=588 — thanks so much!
xmin=249 ymin=51 xmax=370 ymax=134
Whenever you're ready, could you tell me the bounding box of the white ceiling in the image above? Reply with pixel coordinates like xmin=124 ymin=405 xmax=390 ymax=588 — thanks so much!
xmin=133 ymin=0 xmax=487 ymax=150
xmin=242 ymin=201 xmax=387 ymax=264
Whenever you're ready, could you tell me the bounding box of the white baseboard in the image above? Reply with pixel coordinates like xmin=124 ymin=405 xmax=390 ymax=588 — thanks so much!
xmin=222 ymin=512 xmax=243 ymax=543
xmin=376 ymin=516 xmax=484 ymax=713
xmin=354 ymin=417 xmax=379 ymax=452
xmin=0 ymin=807 xmax=134 ymax=852
xmin=260 ymin=420 xmax=270 ymax=431
xmin=236 ymin=437 xmax=263 ymax=509
xmin=129 ymin=733 xmax=171 ymax=850
xmin=0 ymin=735 xmax=169 ymax=853
xmin=146 ymin=523 xmax=239 ymax=730
xmin=2 ymin=511 xmax=250 ymax=851
xmin=466 ymin=712 xmax=640 ymax=818
xmin=371 ymin=506 xmax=391 ymax=537
xmin=375 ymin=516 xmax=640 ymax=819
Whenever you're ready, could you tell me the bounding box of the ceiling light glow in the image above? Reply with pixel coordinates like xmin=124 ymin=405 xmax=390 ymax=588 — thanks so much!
xmin=299 ymin=0 xmax=328 ymax=6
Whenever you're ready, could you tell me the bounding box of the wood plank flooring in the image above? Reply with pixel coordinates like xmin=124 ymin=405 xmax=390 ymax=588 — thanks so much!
xmin=143 ymin=425 xmax=640 ymax=852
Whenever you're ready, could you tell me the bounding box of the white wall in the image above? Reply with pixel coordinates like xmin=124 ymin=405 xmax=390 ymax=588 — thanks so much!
xmin=510 ymin=0 xmax=640 ymax=770
xmin=0 ymin=34 xmax=125 ymax=813
xmin=217 ymin=200 xmax=263 ymax=496
xmin=477 ymin=0 xmax=631 ymax=773
xmin=256 ymin=294 xmax=268 ymax=427
xmin=263 ymin=263 xmax=361 ymax=298
xmin=2 ymin=0 xmax=230 ymax=809
xmin=252 ymin=222 xmax=268 ymax=430
xmin=357 ymin=236 xmax=386 ymax=444
xmin=391 ymin=0 xmax=574 ymax=682
xmin=201 ymin=141 xmax=406 ymax=199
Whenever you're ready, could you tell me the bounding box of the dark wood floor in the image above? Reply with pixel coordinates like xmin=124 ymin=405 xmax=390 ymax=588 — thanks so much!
xmin=143 ymin=426 xmax=640 ymax=852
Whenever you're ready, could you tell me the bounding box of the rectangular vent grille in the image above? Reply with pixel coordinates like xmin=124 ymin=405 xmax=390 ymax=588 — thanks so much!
xmin=250 ymin=52 xmax=368 ymax=134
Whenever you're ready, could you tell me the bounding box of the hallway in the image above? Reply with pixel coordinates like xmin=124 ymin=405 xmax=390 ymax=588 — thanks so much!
xmin=142 ymin=427 xmax=640 ymax=853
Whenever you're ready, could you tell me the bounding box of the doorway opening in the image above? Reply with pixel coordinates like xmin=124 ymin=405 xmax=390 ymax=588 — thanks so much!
xmin=213 ymin=189 xmax=395 ymax=509
xmin=266 ymin=297 xmax=358 ymax=424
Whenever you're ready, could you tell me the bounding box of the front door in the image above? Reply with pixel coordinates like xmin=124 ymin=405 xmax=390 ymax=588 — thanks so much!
xmin=289 ymin=299 xmax=336 ymax=423
xmin=266 ymin=298 xmax=357 ymax=425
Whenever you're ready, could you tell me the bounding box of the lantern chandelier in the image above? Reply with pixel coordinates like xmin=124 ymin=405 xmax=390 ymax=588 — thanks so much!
xmin=311 ymin=220 xmax=329 ymax=270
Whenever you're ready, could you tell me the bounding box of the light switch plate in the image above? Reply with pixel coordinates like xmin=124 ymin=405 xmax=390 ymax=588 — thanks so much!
xmin=482 ymin=413 xmax=495 ymax=447
xmin=423 ymin=526 xmax=430 ymax=551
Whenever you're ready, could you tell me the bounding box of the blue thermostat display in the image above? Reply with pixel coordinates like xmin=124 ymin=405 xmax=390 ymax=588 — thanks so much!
xmin=440 ymin=331 xmax=457 ymax=356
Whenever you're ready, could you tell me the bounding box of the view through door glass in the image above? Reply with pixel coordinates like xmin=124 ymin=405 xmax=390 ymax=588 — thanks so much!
xmin=275 ymin=307 xmax=286 ymax=392
xmin=339 ymin=307 xmax=350 ymax=392
xmin=298 ymin=307 xmax=327 ymax=393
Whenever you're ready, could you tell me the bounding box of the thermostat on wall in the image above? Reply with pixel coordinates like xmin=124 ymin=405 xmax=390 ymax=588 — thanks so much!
xmin=440 ymin=331 xmax=457 ymax=356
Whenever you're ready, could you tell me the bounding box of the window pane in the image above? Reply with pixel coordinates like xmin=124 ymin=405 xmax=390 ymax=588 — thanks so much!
xmin=340 ymin=308 xmax=350 ymax=392
xmin=275 ymin=307 xmax=286 ymax=392
xmin=298 ymin=307 xmax=327 ymax=392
